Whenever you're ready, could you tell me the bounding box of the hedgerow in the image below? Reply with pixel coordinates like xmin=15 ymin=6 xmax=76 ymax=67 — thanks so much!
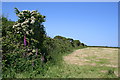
xmin=2 ymin=8 xmax=86 ymax=78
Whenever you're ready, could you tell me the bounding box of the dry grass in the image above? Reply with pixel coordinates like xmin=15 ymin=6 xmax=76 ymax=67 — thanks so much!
xmin=63 ymin=47 xmax=118 ymax=67
xmin=63 ymin=47 xmax=118 ymax=77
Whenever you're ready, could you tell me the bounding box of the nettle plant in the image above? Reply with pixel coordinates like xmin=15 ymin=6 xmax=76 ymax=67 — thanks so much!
xmin=13 ymin=8 xmax=46 ymax=56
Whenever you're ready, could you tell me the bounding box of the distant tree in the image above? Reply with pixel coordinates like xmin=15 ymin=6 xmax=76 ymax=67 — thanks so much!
xmin=67 ymin=38 xmax=74 ymax=43
xmin=73 ymin=40 xmax=81 ymax=47
xmin=81 ymin=43 xmax=85 ymax=46
xmin=54 ymin=35 xmax=67 ymax=41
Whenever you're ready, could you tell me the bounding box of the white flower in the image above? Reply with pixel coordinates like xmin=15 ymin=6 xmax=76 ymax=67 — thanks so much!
xmin=26 ymin=25 xmax=29 ymax=27
xmin=30 ymin=29 xmax=33 ymax=33
xmin=21 ymin=12 xmax=24 ymax=15
xmin=22 ymin=20 xmax=29 ymax=25
xmin=22 ymin=25 xmax=25 ymax=28
xmin=19 ymin=12 xmax=23 ymax=15
xmin=18 ymin=23 xmax=21 ymax=26
xmin=31 ymin=10 xmax=36 ymax=13
xmin=31 ymin=11 xmax=37 ymax=15
xmin=26 ymin=18 xmax=30 ymax=21
xmin=17 ymin=27 xmax=21 ymax=30
xmin=17 ymin=31 xmax=19 ymax=33
xmin=26 ymin=31 xmax=29 ymax=34
xmin=13 ymin=25 xmax=15 ymax=28
xmin=23 ymin=10 xmax=30 ymax=13
xmin=25 ymin=20 xmax=29 ymax=23
xmin=31 ymin=16 xmax=35 ymax=19
xmin=15 ymin=23 xmax=21 ymax=27
xmin=13 ymin=24 xmax=18 ymax=27
xmin=23 ymin=28 xmax=26 ymax=31
xmin=17 ymin=14 xmax=21 ymax=17
xmin=23 ymin=21 xmax=26 ymax=24
xmin=21 ymin=23 xmax=24 ymax=26
xmin=30 ymin=20 xmax=35 ymax=24
xmin=32 ymin=49 xmax=36 ymax=52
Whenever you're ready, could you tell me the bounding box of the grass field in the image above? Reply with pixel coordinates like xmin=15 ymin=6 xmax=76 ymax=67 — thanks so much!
xmin=63 ymin=47 xmax=118 ymax=78
xmin=15 ymin=47 xmax=118 ymax=78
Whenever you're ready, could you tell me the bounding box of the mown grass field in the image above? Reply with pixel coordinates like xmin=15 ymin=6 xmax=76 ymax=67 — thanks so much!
xmin=63 ymin=47 xmax=118 ymax=78
xmin=15 ymin=47 xmax=118 ymax=78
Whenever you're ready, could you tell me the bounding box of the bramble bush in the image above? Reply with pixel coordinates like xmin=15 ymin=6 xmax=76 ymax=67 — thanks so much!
xmin=2 ymin=8 xmax=87 ymax=78
xmin=2 ymin=8 xmax=47 ymax=78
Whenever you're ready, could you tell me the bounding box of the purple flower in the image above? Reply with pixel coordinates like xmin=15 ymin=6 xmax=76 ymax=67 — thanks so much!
xmin=24 ymin=35 xmax=27 ymax=46
xmin=36 ymin=48 xmax=38 ymax=56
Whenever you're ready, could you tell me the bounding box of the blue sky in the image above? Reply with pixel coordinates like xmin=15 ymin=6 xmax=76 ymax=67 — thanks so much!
xmin=2 ymin=2 xmax=118 ymax=47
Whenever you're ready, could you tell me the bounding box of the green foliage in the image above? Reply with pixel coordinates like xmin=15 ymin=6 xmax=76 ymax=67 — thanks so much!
xmin=2 ymin=17 xmax=15 ymax=54
xmin=2 ymin=16 xmax=14 ymax=37
xmin=13 ymin=8 xmax=46 ymax=49
xmin=2 ymin=8 xmax=47 ymax=78
xmin=73 ymin=40 xmax=81 ymax=47
xmin=43 ymin=35 xmax=86 ymax=64
xmin=2 ymin=9 xmax=86 ymax=78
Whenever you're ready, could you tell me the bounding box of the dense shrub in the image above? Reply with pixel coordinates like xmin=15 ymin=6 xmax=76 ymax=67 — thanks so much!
xmin=2 ymin=8 xmax=47 ymax=78
xmin=43 ymin=35 xmax=86 ymax=65
xmin=2 ymin=8 xmax=87 ymax=78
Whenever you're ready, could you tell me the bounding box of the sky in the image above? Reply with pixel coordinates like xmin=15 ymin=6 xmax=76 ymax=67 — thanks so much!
xmin=1 ymin=0 xmax=120 ymax=2
xmin=2 ymin=2 xmax=118 ymax=47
